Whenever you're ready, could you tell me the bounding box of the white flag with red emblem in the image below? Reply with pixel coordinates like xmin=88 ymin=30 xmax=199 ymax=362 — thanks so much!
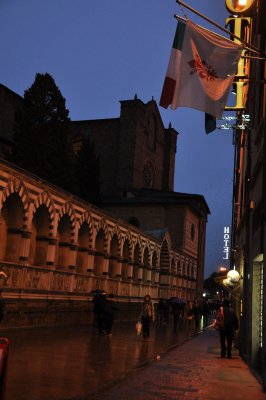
xmin=160 ymin=20 xmax=242 ymax=118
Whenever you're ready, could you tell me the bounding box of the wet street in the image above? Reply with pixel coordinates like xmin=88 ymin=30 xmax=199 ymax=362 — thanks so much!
xmin=3 ymin=319 xmax=198 ymax=400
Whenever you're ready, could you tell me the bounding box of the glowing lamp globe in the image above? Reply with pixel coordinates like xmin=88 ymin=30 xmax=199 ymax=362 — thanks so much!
xmin=227 ymin=269 xmax=240 ymax=283
xmin=223 ymin=278 xmax=234 ymax=287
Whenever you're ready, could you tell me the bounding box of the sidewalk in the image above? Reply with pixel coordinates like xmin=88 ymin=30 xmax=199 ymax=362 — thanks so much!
xmin=94 ymin=328 xmax=266 ymax=400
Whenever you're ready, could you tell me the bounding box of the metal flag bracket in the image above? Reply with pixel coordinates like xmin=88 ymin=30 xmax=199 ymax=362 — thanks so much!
xmin=176 ymin=0 xmax=266 ymax=60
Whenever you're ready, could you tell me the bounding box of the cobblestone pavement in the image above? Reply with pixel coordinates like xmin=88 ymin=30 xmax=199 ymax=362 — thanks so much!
xmin=3 ymin=321 xmax=266 ymax=400
xmin=94 ymin=328 xmax=266 ymax=400
xmin=3 ymin=319 xmax=195 ymax=400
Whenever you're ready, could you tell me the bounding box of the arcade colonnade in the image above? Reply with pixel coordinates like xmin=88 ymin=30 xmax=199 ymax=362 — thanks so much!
xmin=0 ymin=161 xmax=197 ymax=325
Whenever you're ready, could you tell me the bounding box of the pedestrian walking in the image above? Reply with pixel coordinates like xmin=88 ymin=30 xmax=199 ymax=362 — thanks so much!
xmin=216 ymin=299 xmax=239 ymax=358
xmin=163 ymin=299 xmax=170 ymax=324
xmin=193 ymin=300 xmax=201 ymax=332
xmin=201 ymin=299 xmax=210 ymax=328
xmin=92 ymin=292 xmax=107 ymax=335
xmin=184 ymin=300 xmax=194 ymax=328
xmin=157 ymin=298 xmax=165 ymax=325
xmin=103 ymin=293 xmax=117 ymax=336
xmin=139 ymin=294 xmax=154 ymax=342
xmin=170 ymin=302 xmax=181 ymax=330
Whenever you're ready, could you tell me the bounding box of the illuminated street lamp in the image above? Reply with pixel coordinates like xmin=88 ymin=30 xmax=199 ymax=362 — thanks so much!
xmin=223 ymin=278 xmax=234 ymax=287
xmin=227 ymin=269 xmax=240 ymax=283
xmin=226 ymin=0 xmax=255 ymax=13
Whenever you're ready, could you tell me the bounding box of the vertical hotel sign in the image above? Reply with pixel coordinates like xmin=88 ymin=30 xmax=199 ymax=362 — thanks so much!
xmin=223 ymin=227 xmax=230 ymax=260
xmin=224 ymin=0 xmax=255 ymax=112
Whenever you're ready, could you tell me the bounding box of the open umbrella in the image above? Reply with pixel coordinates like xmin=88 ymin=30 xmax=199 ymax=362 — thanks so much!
xmin=169 ymin=297 xmax=185 ymax=304
xmin=89 ymin=289 xmax=107 ymax=296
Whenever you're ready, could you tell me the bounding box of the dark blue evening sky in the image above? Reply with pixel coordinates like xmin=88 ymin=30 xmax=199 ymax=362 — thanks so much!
xmin=0 ymin=0 xmax=235 ymax=277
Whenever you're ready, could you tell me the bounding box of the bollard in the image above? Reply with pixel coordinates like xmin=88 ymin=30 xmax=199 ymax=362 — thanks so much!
xmin=0 ymin=338 xmax=9 ymax=400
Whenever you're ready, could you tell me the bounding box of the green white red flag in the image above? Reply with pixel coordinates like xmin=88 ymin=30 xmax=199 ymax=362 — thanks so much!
xmin=160 ymin=20 xmax=242 ymax=118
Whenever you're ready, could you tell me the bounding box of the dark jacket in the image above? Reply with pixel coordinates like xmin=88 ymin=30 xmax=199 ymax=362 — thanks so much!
xmin=92 ymin=294 xmax=106 ymax=315
xmin=223 ymin=306 xmax=239 ymax=331
xmin=103 ymin=299 xmax=117 ymax=320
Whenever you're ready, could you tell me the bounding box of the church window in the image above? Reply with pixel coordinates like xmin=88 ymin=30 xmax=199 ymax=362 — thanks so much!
xmin=142 ymin=162 xmax=155 ymax=189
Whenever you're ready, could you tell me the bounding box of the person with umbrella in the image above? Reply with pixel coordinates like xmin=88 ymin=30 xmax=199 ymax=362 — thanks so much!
xmin=102 ymin=293 xmax=118 ymax=336
xmin=170 ymin=298 xmax=182 ymax=330
xmin=92 ymin=290 xmax=106 ymax=335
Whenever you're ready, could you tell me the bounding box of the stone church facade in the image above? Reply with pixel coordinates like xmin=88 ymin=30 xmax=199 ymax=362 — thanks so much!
xmin=72 ymin=96 xmax=210 ymax=299
xmin=0 ymin=85 xmax=209 ymax=327
xmin=72 ymin=97 xmax=176 ymax=195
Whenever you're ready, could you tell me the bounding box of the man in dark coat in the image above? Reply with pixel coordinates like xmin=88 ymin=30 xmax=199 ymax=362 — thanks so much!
xmin=219 ymin=299 xmax=239 ymax=358
xmin=92 ymin=293 xmax=106 ymax=335
xmin=102 ymin=293 xmax=117 ymax=336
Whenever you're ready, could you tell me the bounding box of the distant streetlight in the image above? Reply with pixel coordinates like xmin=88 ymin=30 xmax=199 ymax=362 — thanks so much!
xmin=219 ymin=266 xmax=228 ymax=272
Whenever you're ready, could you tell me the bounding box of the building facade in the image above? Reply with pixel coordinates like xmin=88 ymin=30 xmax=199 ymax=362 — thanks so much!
xmin=226 ymin=0 xmax=266 ymax=389
xmin=73 ymin=97 xmax=209 ymax=299
xmin=0 ymin=86 xmax=209 ymax=327
xmin=0 ymin=159 xmax=205 ymax=327
xmin=72 ymin=97 xmax=177 ymax=196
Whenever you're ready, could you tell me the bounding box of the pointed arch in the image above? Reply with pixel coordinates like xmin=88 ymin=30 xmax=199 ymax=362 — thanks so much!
xmin=77 ymin=211 xmax=93 ymax=233
xmin=109 ymin=232 xmax=121 ymax=278
xmin=29 ymin=203 xmax=52 ymax=266
xmin=121 ymin=237 xmax=132 ymax=280
xmin=76 ymin=214 xmax=94 ymax=273
xmin=77 ymin=211 xmax=94 ymax=249
xmin=1 ymin=177 xmax=30 ymax=227
xmin=55 ymin=206 xmax=76 ymax=270
xmin=151 ymin=250 xmax=158 ymax=285
xmin=133 ymin=240 xmax=142 ymax=282
xmin=110 ymin=225 xmax=122 ymax=247
xmin=58 ymin=202 xmax=76 ymax=230
xmin=95 ymin=218 xmax=109 ymax=242
xmin=0 ymin=192 xmax=26 ymax=262
xmin=159 ymin=233 xmax=171 ymax=291
xmin=142 ymin=246 xmax=151 ymax=284
xmin=32 ymin=191 xmax=55 ymax=236
xmin=94 ymin=226 xmax=108 ymax=276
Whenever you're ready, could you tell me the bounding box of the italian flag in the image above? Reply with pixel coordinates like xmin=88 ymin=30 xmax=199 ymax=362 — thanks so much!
xmin=160 ymin=20 xmax=242 ymax=118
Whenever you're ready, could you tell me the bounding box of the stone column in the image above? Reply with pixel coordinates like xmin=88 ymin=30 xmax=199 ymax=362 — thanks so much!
xmin=138 ymin=266 xmax=143 ymax=282
xmin=19 ymin=231 xmax=32 ymax=265
xmin=116 ymin=260 xmax=122 ymax=278
xmin=102 ymin=256 xmax=110 ymax=276
xmin=47 ymin=238 xmax=57 ymax=268
xmin=127 ymin=262 xmax=133 ymax=280
xmin=87 ymin=251 xmax=95 ymax=273
xmin=147 ymin=269 xmax=152 ymax=283
xmin=68 ymin=244 xmax=78 ymax=271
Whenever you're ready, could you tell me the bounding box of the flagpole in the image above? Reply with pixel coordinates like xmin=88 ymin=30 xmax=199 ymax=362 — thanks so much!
xmin=176 ymin=0 xmax=266 ymax=58
xmin=174 ymin=14 xmax=241 ymax=47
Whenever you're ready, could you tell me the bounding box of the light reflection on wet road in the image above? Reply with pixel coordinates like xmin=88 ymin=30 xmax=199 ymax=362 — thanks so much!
xmin=4 ymin=320 xmax=200 ymax=400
